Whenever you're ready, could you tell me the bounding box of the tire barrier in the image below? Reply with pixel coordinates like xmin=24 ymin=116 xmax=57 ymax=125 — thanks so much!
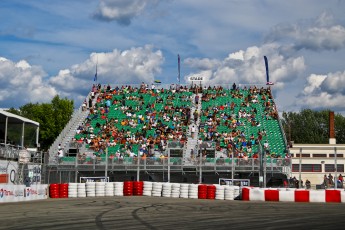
xmin=180 ymin=184 xmax=189 ymax=198
xmin=215 ymin=185 xmax=225 ymax=200
xmin=68 ymin=183 xmax=78 ymax=198
xmin=152 ymin=182 xmax=163 ymax=197
xmin=198 ymin=185 xmax=207 ymax=199
xmin=171 ymin=183 xmax=181 ymax=198
xmin=207 ymin=185 xmax=216 ymax=199
xmin=162 ymin=183 xmax=172 ymax=198
xmin=49 ymin=183 xmax=60 ymax=198
xmin=77 ymin=183 xmax=86 ymax=198
xmin=105 ymin=182 xmax=114 ymax=197
xmin=242 ymin=187 xmax=345 ymax=203
xmin=133 ymin=181 xmax=144 ymax=196
xmin=114 ymin=182 xmax=124 ymax=196
xmin=86 ymin=182 xmax=96 ymax=197
xmin=143 ymin=181 xmax=153 ymax=196
xmin=59 ymin=183 xmax=68 ymax=198
xmin=123 ymin=181 xmax=133 ymax=196
xmin=95 ymin=182 xmax=105 ymax=197
xmin=188 ymin=184 xmax=198 ymax=199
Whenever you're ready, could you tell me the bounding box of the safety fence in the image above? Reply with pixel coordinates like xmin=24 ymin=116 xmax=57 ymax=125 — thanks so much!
xmin=0 ymin=184 xmax=49 ymax=203
xmin=242 ymin=187 xmax=345 ymax=203
xmin=48 ymin=181 xmax=241 ymax=201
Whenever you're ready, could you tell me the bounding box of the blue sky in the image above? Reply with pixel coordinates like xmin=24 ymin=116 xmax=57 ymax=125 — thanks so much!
xmin=1 ymin=0 xmax=345 ymax=113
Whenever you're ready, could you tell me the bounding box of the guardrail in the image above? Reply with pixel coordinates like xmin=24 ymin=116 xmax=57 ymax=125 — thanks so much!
xmin=55 ymin=156 xmax=291 ymax=173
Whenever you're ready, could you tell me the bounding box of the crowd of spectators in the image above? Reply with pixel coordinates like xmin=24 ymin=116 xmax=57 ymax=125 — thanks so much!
xmin=199 ymin=84 xmax=280 ymax=160
xmin=75 ymin=83 xmax=193 ymax=159
xmin=64 ymin=83 xmax=285 ymax=164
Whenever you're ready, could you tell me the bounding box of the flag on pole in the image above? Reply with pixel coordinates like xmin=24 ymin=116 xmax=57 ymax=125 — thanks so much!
xmin=264 ymin=56 xmax=274 ymax=85
xmin=177 ymin=54 xmax=180 ymax=83
xmin=94 ymin=62 xmax=98 ymax=82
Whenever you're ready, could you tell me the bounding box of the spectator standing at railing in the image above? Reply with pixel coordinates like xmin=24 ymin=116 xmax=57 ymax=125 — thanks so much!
xmin=338 ymin=174 xmax=343 ymax=188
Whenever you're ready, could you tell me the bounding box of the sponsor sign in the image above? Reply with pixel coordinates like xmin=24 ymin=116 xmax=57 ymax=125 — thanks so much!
xmin=188 ymin=76 xmax=204 ymax=81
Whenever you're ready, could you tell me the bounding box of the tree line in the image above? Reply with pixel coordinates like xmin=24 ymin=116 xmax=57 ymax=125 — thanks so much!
xmin=7 ymin=95 xmax=74 ymax=151
xmin=281 ymin=109 xmax=345 ymax=144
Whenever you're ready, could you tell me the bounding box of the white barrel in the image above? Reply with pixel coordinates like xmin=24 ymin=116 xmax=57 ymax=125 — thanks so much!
xmin=152 ymin=182 xmax=163 ymax=197
xmin=215 ymin=185 xmax=225 ymax=200
xmin=233 ymin=186 xmax=240 ymax=199
xmin=76 ymin=183 xmax=86 ymax=197
xmin=224 ymin=186 xmax=234 ymax=200
xmin=86 ymin=182 xmax=96 ymax=197
xmin=188 ymin=184 xmax=198 ymax=199
xmin=180 ymin=183 xmax=189 ymax=198
xmin=171 ymin=183 xmax=181 ymax=198
xmin=162 ymin=183 xmax=172 ymax=198
xmin=143 ymin=181 xmax=153 ymax=196
xmin=68 ymin=183 xmax=78 ymax=198
xmin=95 ymin=182 xmax=105 ymax=197
xmin=114 ymin=182 xmax=124 ymax=196
xmin=105 ymin=182 xmax=114 ymax=196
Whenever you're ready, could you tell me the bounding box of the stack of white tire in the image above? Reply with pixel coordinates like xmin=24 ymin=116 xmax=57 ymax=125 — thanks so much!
xmin=188 ymin=184 xmax=198 ymax=199
xmin=68 ymin=183 xmax=78 ymax=198
xmin=95 ymin=182 xmax=105 ymax=197
xmin=143 ymin=181 xmax=153 ymax=196
xmin=171 ymin=183 xmax=181 ymax=198
xmin=233 ymin=186 xmax=240 ymax=199
xmin=215 ymin=185 xmax=225 ymax=200
xmin=180 ymin=184 xmax=189 ymax=198
xmin=86 ymin=182 xmax=96 ymax=197
xmin=152 ymin=182 xmax=163 ymax=197
xmin=162 ymin=183 xmax=172 ymax=198
xmin=105 ymin=182 xmax=114 ymax=197
xmin=77 ymin=183 xmax=86 ymax=197
xmin=224 ymin=186 xmax=234 ymax=200
xmin=114 ymin=182 xmax=124 ymax=196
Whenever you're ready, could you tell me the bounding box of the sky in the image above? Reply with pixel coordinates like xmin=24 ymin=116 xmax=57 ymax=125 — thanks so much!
xmin=1 ymin=0 xmax=345 ymax=113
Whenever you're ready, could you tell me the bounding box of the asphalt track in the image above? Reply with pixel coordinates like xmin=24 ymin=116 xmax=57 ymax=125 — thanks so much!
xmin=1 ymin=197 xmax=345 ymax=230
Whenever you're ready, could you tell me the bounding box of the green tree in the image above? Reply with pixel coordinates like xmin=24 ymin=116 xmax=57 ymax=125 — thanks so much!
xmin=282 ymin=109 xmax=345 ymax=144
xmin=6 ymin=95 xmax=74 ymax=150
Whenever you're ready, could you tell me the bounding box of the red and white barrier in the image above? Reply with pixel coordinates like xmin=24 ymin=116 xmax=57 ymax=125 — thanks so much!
xmin=242 ymin=187 xmax=344 ymax=203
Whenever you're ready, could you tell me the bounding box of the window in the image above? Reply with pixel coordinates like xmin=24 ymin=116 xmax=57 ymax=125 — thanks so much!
xmin=325 ymin=164 xmax=344 ymax=172
xmin=292 ymin=164 xmax=322 ymax=172
xmin=313 ymin=154 xmax=327 ymax=158
xmin=329 ymin=154 xmax=344 ymax=158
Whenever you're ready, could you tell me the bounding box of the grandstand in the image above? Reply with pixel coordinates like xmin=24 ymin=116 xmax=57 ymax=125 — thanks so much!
xmin=47 ymin=83 xmax=290 ymax=186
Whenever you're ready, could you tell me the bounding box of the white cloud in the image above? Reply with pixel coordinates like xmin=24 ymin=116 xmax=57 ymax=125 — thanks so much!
xmin=266 ymin=12 xmax=345 ymax=51
xmin=49 ymin=45 xmax=164 ymax=96
xmin=0 ymin=45 xmax=164 ymax=108
xmin=320 ymin=71 xmax=345 ymax=94
xmin=184 ymin=58 xmax=220 ymax=70
xmin=93 ymin=0 xmax=159 ymax=25
xmin=297 ymin=71 xmax=345 ymax=112
xmin=0 ymin=57 xmax=57 ymax=106
xmin=302 ymin=74 xmax=327 ymax=94
xmin=185 ymin=43 xmax=305 ymax=86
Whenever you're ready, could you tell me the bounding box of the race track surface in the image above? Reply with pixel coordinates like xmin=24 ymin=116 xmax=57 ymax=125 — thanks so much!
xmin=0 ymin=197 xmax=344 ymax=230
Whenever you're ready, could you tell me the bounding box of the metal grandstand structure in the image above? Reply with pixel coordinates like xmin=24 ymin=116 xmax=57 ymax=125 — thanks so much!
xmin=46 ymin=83 xmax=291 ymax=186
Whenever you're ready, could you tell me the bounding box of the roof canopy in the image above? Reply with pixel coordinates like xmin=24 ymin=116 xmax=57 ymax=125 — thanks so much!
xmin=0 ymin=109 xmax=39 ymax=127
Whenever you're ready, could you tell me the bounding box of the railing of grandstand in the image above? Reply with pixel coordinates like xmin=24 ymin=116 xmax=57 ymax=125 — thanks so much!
xmin=0 ymin=144 xmax=20 ymax=159
xmin=48 ymin=90 xmax=93 ymax=162
xmin=278 ymin=118 xmax=288 ymax=148
xmin=0 ymin=144 xmax=42 ymax=164
xmin=269 ymin=90 xmax=288 ymax=149
xmin=109 ymin=83 xmax=268 ymax=90
xmin=57 ymin=156 xmax=291 ymax=173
